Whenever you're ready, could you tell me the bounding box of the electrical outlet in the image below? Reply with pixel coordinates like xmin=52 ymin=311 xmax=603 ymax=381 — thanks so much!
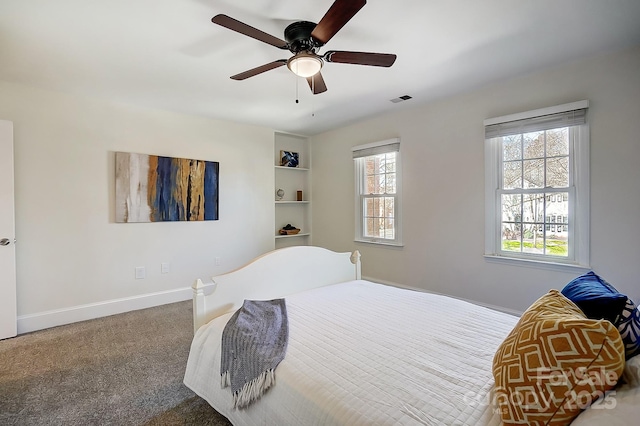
xmin=135 ymin=266 xmax=146 ymax=279
xmin=161 ymin=262 xmax=170 ymax=274
xmin=215 ymin=257 xmax=221 ymax=266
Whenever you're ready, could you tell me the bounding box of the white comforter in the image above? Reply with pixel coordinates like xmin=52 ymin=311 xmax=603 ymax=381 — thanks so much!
xmin=184 ymin=280 xmax=519 ymax=426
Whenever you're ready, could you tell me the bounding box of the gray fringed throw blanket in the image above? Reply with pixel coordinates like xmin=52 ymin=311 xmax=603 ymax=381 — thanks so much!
xmin=220 ymin=299 xmax=288 ymax=409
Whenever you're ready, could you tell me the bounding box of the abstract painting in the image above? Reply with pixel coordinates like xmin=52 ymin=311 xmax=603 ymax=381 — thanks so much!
xmin=280 ymin=150 xmax=299 ymax=168
xmin=115 ymin=152 xmax=219 ymax=223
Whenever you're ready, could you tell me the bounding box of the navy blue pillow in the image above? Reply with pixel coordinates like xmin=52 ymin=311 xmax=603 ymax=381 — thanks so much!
xmin=561 ymin=271 xmax=628 ymax=324
xmin=618 ymin=299 xmax=640 ymax=359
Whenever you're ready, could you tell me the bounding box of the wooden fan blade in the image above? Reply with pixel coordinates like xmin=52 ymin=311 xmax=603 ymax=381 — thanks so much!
xmin=324 ymin=50 xmax=397 ymax=67
xmin=306 ymin=72 xmax=328 ymax=94
xmin=310 ymin=0 xmax=366 ymax=45
xmin=230 ymin=60 xmax=287 ymax=80
xmin=212 ymin=14 xmax=288 ymax=49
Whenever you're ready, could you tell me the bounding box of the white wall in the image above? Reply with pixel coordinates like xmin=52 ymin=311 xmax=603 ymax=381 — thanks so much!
xmin=0 ymin=81 xmax=275 ymax=332
xmin=310 ymin=46 xmax=640 ymax=313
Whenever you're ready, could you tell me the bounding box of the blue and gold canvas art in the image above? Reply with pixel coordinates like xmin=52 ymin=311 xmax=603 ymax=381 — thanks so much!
xmin=115 ymin=152 xmax=219 ymax=222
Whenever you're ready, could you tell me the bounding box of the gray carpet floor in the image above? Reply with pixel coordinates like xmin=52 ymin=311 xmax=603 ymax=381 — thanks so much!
xmin=0 ymin=301 xmax=232 ymax=425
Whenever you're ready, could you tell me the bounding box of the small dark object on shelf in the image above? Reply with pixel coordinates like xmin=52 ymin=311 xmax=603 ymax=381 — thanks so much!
xmin=279 ymin=224 xmax=300 ymax=235
xmin=280 ymin=151 xmax=299 ymax=168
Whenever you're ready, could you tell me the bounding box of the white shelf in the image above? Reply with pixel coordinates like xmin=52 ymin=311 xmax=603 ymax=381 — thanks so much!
xmin=275 ymin=232 xmax=311 ymax=239
xmin=275 ymin=166 xmax=309 ymax=171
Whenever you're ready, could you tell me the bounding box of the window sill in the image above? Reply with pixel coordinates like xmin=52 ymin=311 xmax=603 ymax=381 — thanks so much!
xmin=355 ymin=238 xmax=404 ymax=248
xmin=484 ymin=254 xmax=591 ymax=273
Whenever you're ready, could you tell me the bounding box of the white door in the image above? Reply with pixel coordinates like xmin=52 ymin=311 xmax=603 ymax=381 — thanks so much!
xmin=0 ymin=120 xmax=17 ymax=339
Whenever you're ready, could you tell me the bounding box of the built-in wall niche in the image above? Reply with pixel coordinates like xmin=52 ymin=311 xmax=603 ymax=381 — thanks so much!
xmin=274 ymin=132 xmax=310 ymax=248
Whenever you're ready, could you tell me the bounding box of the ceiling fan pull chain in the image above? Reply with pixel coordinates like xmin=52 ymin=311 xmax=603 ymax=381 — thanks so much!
xmin=295 ymin=75 xmax=299 ymax=104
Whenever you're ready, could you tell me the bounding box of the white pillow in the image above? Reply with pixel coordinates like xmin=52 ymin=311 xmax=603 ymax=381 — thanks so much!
xmin=623 ymin=354 xmax=640 ymax=387
xmin=570 ymin=356 xmax=640 ymax=426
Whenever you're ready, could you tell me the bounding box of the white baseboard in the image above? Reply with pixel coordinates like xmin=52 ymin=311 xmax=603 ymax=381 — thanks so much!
xmin=362 ymin=275 xmax=522 ymax=317
xmin=17 ymin=287 xmax=193 ymax=335
xmin=17 ymin=279 xmax=521 ymax=335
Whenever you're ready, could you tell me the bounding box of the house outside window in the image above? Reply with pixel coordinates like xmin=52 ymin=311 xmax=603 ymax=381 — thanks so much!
xmin=484 ymin=101 xmax=589 ymax=268
xmin=353 ymin=139 xmax=402 ymax=246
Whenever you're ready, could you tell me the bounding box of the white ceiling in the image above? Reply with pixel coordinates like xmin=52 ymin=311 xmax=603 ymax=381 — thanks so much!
xmin=2 ymin=0 xmax=640 ymax=136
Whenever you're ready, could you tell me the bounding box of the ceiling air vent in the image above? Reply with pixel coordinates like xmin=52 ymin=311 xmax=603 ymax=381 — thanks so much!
xmin=390 ymin=95 xmax=412 ymax=103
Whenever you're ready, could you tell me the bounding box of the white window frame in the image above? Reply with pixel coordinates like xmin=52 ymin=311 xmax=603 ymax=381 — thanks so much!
xmin=484 ymin=101 xmax=590 ymax=270
xmin=353 ymin=138 xmax=403 ymax=246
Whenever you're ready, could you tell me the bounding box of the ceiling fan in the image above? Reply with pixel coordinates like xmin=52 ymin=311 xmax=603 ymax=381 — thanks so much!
xmin=211 ymin=0 xmax=397 ymax=94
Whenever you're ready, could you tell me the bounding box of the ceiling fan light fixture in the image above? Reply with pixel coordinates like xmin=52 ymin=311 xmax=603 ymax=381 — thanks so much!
xmin=287 ymin=53 xmax=323 ymax=78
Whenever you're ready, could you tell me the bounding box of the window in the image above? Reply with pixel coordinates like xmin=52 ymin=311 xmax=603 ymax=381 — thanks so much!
xmin=353 ymin=139 xmax=402 ymax=246
xmin=484 ymin=101 xmax=589 ymax=267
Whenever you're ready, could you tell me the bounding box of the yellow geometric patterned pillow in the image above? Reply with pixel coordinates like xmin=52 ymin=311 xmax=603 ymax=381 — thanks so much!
xmin=493 ymin=289 xmax=625 ymax=426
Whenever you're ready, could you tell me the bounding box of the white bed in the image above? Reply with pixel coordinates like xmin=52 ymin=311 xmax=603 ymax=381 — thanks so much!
xmin=183 ymin=246 xmax=640 ymax=425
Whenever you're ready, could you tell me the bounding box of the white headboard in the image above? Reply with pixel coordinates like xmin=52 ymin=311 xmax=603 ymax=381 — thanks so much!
xmin=192 ymin=246 xmax=361 ymax=332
